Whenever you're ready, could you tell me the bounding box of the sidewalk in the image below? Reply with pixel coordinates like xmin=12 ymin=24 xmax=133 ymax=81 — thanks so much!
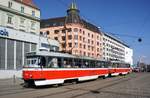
xmin=0 ymin=78 xmax=24 ymax=87
xmin=0 ymin=70 xmax=22 ymax=79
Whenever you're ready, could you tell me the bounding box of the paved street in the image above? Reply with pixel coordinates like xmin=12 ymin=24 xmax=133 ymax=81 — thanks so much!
xmin=0 ymin=73 xmax=150 ymax=98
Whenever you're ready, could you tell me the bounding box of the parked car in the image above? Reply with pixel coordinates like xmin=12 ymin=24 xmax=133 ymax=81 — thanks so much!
xmin=133 ymin=67 xmax=140 ymax=72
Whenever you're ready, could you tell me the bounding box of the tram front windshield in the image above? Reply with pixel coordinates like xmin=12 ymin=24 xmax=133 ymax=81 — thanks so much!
xmin=25 ymin=56 xmax=41 ymax=68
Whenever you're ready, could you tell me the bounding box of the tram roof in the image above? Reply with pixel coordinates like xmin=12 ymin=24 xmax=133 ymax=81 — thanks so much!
xmin=26 ymin=51 xmax=105 ymax=61
xmin=26 ymin=51 xmax=75 ymax=58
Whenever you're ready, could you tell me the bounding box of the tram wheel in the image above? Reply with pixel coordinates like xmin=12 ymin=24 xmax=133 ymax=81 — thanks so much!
xmin=72 ymin=81 xmax=77 ymax=84
xmin=53 ymin=84 xmax=59 ymax=87
xmin=102 ymin=76 xmax=106 ymax=79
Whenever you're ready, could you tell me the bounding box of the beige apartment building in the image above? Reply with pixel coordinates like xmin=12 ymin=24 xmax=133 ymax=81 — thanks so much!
xmin=40 ymin=2 xmax=103 ymax=59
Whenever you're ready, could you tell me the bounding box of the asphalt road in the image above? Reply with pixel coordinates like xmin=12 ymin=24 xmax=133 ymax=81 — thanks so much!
xmin=0 ymin=73 xmax=150 ymax=98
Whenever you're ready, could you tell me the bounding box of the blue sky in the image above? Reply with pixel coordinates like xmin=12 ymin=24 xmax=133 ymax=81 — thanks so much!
xmin=33 ymin=0 xmax=150 ymax=64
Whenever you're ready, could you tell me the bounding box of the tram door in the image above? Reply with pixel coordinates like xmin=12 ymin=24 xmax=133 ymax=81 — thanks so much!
xmin=39 ymin=56 xmax=46 ymax=79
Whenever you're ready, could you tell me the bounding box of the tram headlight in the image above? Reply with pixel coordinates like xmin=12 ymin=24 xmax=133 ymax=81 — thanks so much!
xmin=29 ymin=74 xmax=33 ymax=78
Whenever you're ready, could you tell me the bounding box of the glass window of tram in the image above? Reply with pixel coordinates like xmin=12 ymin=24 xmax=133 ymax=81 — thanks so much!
xmin=39 ymin=56 xmax=46 ymax=67
xmin=26 ymin=56 xmax=40 ymax=67
xmin=47 ymin=57 xmax=59 ymax=68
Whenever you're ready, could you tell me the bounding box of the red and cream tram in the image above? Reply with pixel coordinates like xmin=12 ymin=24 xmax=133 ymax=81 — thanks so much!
xmin=23 ymin=51 xmax=131 ymax=86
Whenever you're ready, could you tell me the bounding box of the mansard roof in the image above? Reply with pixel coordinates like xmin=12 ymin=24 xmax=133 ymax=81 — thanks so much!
xmin=40 ymin=17 xmax=100 ymax=33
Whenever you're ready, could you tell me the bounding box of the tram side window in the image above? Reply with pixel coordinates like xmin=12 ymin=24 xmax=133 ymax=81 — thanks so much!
xmin=47 ymin=58 xmax=58 ymax=68
xmin=63 ymin=61 xmax=72 ymax=68
xmin=40 ymin=57 xmax=46 ymax=67
xmin=101 ymin=62 xmax=106 ymax=68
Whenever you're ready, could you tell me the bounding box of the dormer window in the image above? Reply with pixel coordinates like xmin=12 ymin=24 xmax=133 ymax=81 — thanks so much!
xmin=7 ymin=15 xmax=13 ymax=24
xmin=21 ymin=6 xmax=24 ymax=13
xmin=31 ymin=21 xmax=36 ymax=30
xmin=8 ymin=1 xmax=12 ymax=8
xmin=32 ymin=11 xmax=35 ymax=16
xmin=20 ymin=18 xmax=25 ymax=27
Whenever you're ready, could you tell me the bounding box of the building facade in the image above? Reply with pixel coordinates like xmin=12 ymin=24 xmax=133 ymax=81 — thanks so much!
xmin=125 ymin=47 xmax=133 ymax=65
xmin=0 ymin=0 xmax=40 ymax=70
xmin=102 ymin=33 xmax=133 ymax=65
xmin=0 ymin=0 xmax=59 ymax=78
xmin=40 ymin=2 xmax=103 ymax=59
xmin=0 ymin=0 xmax=40 ymax=34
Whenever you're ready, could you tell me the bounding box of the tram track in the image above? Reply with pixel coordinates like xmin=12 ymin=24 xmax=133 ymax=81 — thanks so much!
xmin=34 ymin=74 xmax=136 ymax=98
xmin=67 ymin=77 xmax=133 ymax=98
xmin=69 ymin=74 xmax=150 ymax=98
xmin=0 ymin=88 xmax=38 ymax=97
xmin=0 ymin=74 xmax=138 ymax=98
xmin=97 ymin=90 xmax=150 ymax=98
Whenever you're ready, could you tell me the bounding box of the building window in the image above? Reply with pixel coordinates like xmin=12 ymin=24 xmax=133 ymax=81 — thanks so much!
xmin=97 ymin=48 xmax=99 ymax=52
xmin=80 ymin=51 xmax=82 ymax=55
xmin=88 ymin=33 xmax=90 ymax=37
xmin=88 ymin=45 xmax=90 ymax=50
xmin=68 ymin=35 xmax=72 ymax=39
xmin=74 ymin=28 xmax=78 ymax=32
xmin=83 ymin=37 xmax=85 ymax=42
xmin=20 ymin=18 xmax=25 ymax=24
xmin=31 ymin=43 xmax=36 ymax=52
xmin=88 ymin=53 xmax=90 ymax=56
xmin=75 ymin=43 xmax=78 ymax=48
xmin=31 ymin=21 xmax=36 ymax=30
xmin=99 ymin=38 xmax=101 ymax=41
xmin=103 ymin=52 xmax=105 ymax=55
xmin=88 ymin=39 xmax=90 ymax=43
xmin=79 ymin=29 xmax=82 ymax=33
xmin=92 ymin=47 xmax=94 ymax=51
xmin=92 ymin=34 xmax=93 ymax=38
xmin=92 ymin=53 xmax=94 ymax=56
xmin=62 ymin=29 xmax=65 ymax=33
xmin=21 ymin=6 xmax=24 ymax=13
xmin=97 ymin=54 xmax=99 ymax=56
xmin=74 ymin=35 xmax=78 ymax=40
xmin=97 ymin=36 xmax=99 ymax=39
xmin=7 ymin=39 xmax=14 ymax=69
xmin=83 ymin=31 xmax=85 ymax=35
xmin=69 ymin=43 xmax=72 ymax=47
xmin=67 ymin=28 xmax=72 ymax=32
xmin=84 ymin=52 xmax=86 ymax=56
xmin=32 ymin=11 xmax=35 ymax=16
xmin=91 ymin=41 xmax=94 ymax=44
xmin=7 ymin=15 xmax=13 ymax=24
xmin=97 ymin=42 xmax=99 ymax=45
xmin=62 ymin=36 xmax=65 ymax=41
xmin=84 ymin=45 xmax=86 ymax=49
xmin=79 ymin=36 xmax=82 ymax=40
xmin=0 ymin=38 xmax=5 ymax=69
xmin=62 ymin=43 xmax=65 ymax=48
xmin=54 ymin=30 xmax=59 ymax=34
xmin=20 ymin=18 xmax=25 ymax=26
xmin=8 ymin=1 xmax=12 ymax=8
xmin=46 ymin=31 xmax=50 ymax=35
xmin=80 ymin=43 xmax=82 ymax=48
xmin=54 ymin=37 xmax=58 ymax=40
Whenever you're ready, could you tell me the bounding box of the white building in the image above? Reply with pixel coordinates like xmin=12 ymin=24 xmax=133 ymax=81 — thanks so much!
xmin=102 ymin=33 xmax=133 ymax=65
xmin=125 ymin=46 xmax=133 ymax=65
xmin=0 ymin=0 xmax=60 ymax=79
xmin=102 ymin=33 xmax=125 ymax=62
xmin=0 ymin=0 xmax=40 ymax=34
